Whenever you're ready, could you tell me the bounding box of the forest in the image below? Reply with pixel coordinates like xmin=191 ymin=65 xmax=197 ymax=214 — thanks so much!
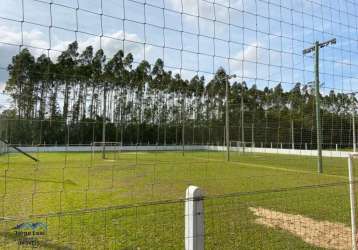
xmin=1 ymin=41 xmax=355 ymax=148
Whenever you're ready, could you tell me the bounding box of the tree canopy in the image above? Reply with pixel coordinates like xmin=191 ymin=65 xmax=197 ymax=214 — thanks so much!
xmin=2 ymin=42 xmax=356 ymax=147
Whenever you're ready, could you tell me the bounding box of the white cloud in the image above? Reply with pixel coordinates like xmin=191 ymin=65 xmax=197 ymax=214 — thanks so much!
xmin=167 ymin=0 xmax=197 ymax=16
xmin=0 ymin=24 xmax=151 ymax=61
xmin=166 ymin=0 xmax=242 ymax=22
xmin=0 ymin=25 xmax=152 ymax=93
xmin=0 ymin=25 xmax=49 ymax=53
xmin=235 ymin=42 xmax=260 ymax=62
xmin=230 ymin=42 xmax=261 ymax=77
xmin=0 ymin=82 xmax=12 ymax=110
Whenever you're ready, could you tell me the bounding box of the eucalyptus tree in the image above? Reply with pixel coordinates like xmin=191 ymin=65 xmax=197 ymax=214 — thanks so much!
xmin=6 ymin=49 xmax=36 ymax=118
xmin=288 ymin=82 xmax=303 ymax=148
xmin=188 ymin=74 xmax=205 ymax=144
xmin=172 ymin=73 xmax=188 ymax=147
xmin=131 ymin=60 xmax=151 ymax=144
xmin=48 ymin=60 xmax=60 ymax=118
xmin=262 ymin=86 xmax=273 ymax=145
xmin=107 ymin=50 xmax=126 ymax=123
xmin=272 ymin=83 xmax=286 ymax=144
xmin=90 ymin=49 xmax=106 ymax=119
xmin=57 ymin=41 xmax=79 ymax=121
xmin=150 ymin=59 xmax=166 ymax=125
xmin=167 ymin=72 xmax=178 ymax=126
xmin=34 ymin=54 xmax=52 ymax=119
xmin=5 ymin=40 xmax=357 ymax=147
xmin=74 ymin=46 xmax=94 ymax=121
xmin=132 ymin=60 xmax=151 ymax=124
xmin=206 ymin=68 xmax=228 ymax=123
xmin=188 ymin=75 xmax=205 ymax=125
xmin=103 ymin=51 xmax=121 ymax=122
xmin=122 ymin=53 xmax=134 ymax=123
xmin=247 ymin=84 xmax=263 ymax=145
xmin=238 ymin=81 xmax=248 ymax=143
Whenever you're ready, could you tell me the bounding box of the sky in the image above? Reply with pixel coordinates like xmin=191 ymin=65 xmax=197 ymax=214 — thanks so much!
xmin=0 ymin=0 xmax=358 ymax=108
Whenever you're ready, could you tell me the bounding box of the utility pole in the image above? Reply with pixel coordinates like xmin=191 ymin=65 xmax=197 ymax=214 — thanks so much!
xmin=225 ymin=74 xmax=237 ymax=161
xmin=251 ymin=123 xmax=254 ymax=148
xmin=291 ymin=119 xmax=294 ymax=149
xmin=348 ymin=92 xmax=358 ymax=152
xmin=225 ymin=77 xmax=230 ymax=161
xmin=354 ymin=102 xmax=356 ymax=153
xmin=314 ymin=42 xmax=322 ymax=173
xmin=102 ymin=83 xmax=107 ymax=159
xmin=182 ymin=96 xmax=185 ymax=156
xmin=303 ymin=38 xmax=336 ymax=173
xmin=241 ymin=85 xmax=245 ymax=153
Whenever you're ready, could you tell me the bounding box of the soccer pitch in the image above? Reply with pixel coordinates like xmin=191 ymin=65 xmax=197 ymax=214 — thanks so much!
xmin=0 ymin=151 xmax=353 ymax=249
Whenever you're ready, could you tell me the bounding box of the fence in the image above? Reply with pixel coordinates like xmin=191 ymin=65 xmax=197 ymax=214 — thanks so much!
xmin=4 ymin=144 xmax=353 ymax=158
xmin=0 ymin=118 xmax=357 ymax=151
xmin=0 ymin=133 xmax=355 ymax=248
xmin=0 ymin=179 xmax=353 ymax=249
xmin=1 ymin=0 xmax=358 ymax=248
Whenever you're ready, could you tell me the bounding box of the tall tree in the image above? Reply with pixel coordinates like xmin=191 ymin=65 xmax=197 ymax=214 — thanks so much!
xmin=90 ymin=49 xmax=106 ymax=119
xmin=6 ymin=49 xmax=36 ymax=118
xmin=57 ymin=41 xmax=79 ymax=121
xmin=34 ymin=54 xmax=53 ymax=119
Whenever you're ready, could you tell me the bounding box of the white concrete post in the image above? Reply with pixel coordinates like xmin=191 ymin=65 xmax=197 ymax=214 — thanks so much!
xmin=280 ymin=143 xmax=283 ymax=149
xmin=348 ymin=154 xmax=358 ymax=250
xmin=305 ymin=143 xmax=308 ymax=150
xmin=185 ymin=186 xmax=204 ymax=250
xmin=270 ymin=142 xmax=273 ymax=148
xmin=336 ymin=144 xmax=338 ymax=151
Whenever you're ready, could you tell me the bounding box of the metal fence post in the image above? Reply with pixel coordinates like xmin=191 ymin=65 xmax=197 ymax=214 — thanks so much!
xmin=348 ymin=154 xmax=357 ymax=250
xmin=185 ymin=186 xmax=204 ymax=250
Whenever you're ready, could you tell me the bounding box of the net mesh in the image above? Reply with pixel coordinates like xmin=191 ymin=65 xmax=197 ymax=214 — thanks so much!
xmin=0 ymin=0 xmax=357 ymax=248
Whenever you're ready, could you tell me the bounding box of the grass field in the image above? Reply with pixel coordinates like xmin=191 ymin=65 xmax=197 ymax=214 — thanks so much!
xmin=0 ymin=150 xmax=354 ymax=249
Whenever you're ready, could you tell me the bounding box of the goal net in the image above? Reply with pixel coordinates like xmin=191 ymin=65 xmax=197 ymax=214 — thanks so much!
xmin=0 ymin=140 xmax=7 ymax=155
xmin=91 ymin=142 xmax=122 ymax=161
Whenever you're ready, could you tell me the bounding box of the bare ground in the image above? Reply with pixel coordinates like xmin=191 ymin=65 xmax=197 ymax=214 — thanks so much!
xmin=249 ymin=207 xmax=352 ymax=250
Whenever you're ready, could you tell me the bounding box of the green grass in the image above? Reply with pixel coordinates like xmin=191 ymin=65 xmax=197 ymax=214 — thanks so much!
xmin=0 ymin=150 xmax=354 ymax=249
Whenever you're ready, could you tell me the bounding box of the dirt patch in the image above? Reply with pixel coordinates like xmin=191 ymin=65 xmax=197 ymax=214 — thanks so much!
xmin=249 ymin=207 xmax=352 ymax=250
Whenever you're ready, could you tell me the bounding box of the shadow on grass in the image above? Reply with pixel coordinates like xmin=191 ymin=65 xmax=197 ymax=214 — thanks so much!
xmin=0 ymin=175 xmax=77 ymax=186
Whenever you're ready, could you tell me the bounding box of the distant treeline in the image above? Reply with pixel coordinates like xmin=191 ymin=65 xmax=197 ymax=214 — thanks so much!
xmin=1 ymin=41 xmax=355 ymax=147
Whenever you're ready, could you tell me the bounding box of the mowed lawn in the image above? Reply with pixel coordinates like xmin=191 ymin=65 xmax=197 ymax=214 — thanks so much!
xmin=0 ymin=150 xmax=354 ymax=249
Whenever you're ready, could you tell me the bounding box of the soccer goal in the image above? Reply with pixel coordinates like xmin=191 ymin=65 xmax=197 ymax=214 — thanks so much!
xmin=230 ymin=141 xmax=255 ymax=154
xmin=0 ymin=139 xmax=7 ymax=155
xmin=91 ymin=142 xmax=122 ymax=161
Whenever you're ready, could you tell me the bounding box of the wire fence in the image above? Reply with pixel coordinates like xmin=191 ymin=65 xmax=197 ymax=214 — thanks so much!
xmin=0 ymin=180 xmax=353 ymax=249
xmin=1 ymin=0 xmax=358 ymax=248
xmin=0 ymin=118 xmax=354 ymax=248
xmin=0 ymin=114 xmax=356 ymax=150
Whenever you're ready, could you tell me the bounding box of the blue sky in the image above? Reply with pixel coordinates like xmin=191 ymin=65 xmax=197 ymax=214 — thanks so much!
xmin=0 ymin=0 xmax=357 ymax=108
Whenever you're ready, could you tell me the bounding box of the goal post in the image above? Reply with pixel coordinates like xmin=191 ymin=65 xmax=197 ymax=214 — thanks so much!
xmin=91 ymin=142 xmax=122 ymax=160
